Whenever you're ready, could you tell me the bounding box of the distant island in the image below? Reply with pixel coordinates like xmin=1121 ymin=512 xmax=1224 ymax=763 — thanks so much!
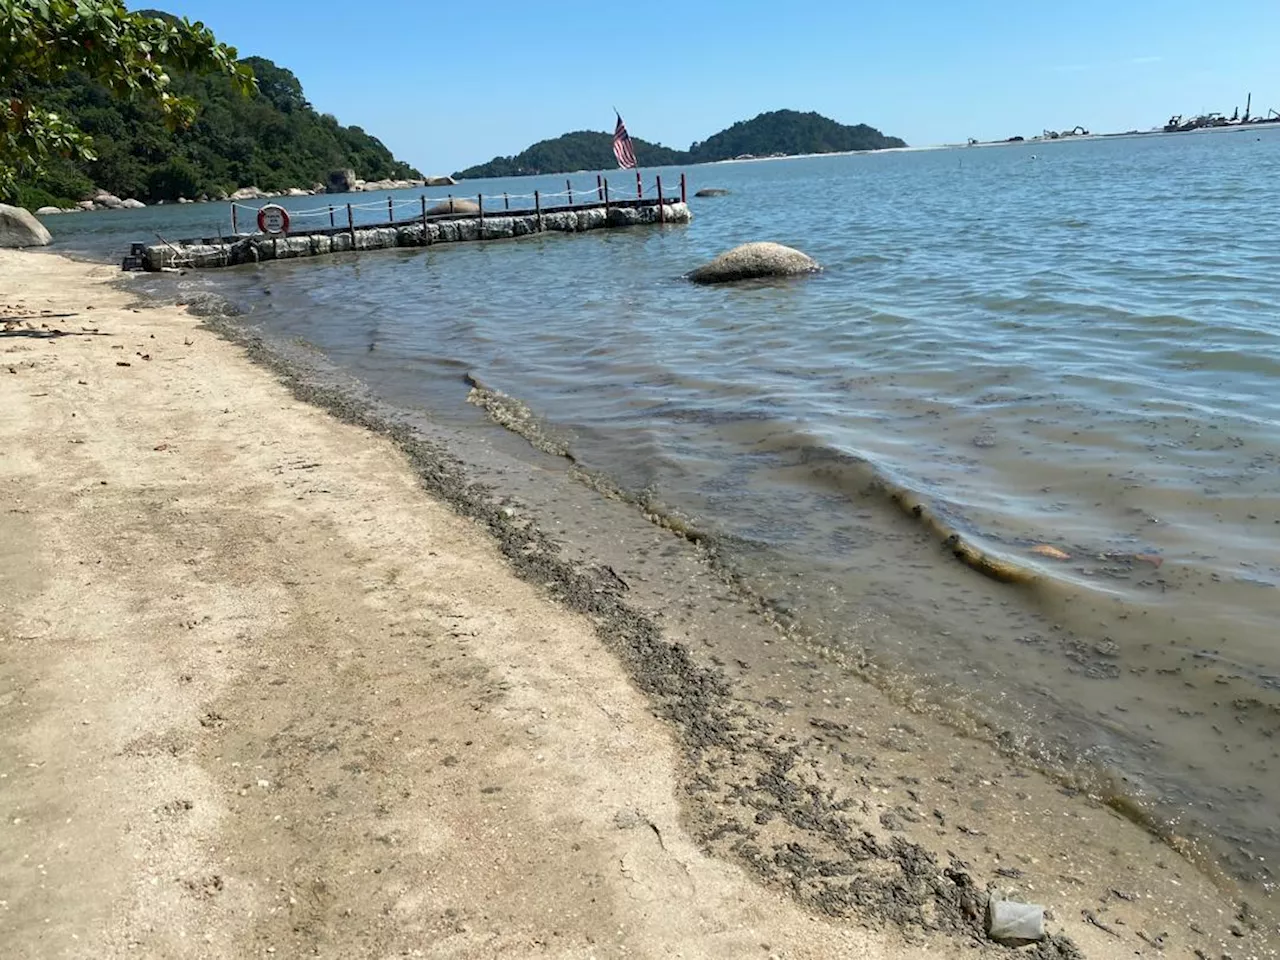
xmin=453 ymin=110 xmax=907 ymax=179
xmin=16 ymin=9 xmax=421 ymax=211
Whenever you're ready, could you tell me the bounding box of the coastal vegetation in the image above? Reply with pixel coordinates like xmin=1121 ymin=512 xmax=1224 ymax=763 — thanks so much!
xmin=452 ymin=131 xmax=687 ymax=180
xmin=687 ymin=110 xmax=906 ymax=162
xmin=454 ymin=110 xmax=906 ymax=179
xmin=3 ymin=5 xmax=419 ymax=209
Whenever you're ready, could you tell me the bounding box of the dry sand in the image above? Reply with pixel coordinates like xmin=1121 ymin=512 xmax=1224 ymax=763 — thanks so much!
xmin=0 ymin=249 xmax=1272 ymax=959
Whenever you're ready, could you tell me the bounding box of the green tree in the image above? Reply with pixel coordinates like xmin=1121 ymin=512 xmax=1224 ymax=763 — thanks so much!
xmin=0 ymin=0 xmax=254 ymax=202
xmin=686 ymin=110 xmax=906 ymax=161
xmin=146 ymin=154 xmax=202 ymax=201
xmin=241 ymin=56 xmax=307 ymax=114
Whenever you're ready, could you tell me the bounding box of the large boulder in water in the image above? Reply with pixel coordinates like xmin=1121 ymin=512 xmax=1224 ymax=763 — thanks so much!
xmin=0 ymin=204 xmax=52 ymax=247
xmin=427 ymin=198 xmax=480 ymax=215
xmin=687 ymin=242 xmax=820 ymax=284
xmin=694 ymin=188 xmax=730 ymax=197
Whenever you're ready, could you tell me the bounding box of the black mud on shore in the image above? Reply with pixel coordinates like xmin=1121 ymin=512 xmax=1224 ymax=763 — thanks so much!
xmin=184 ymin=308 xmax=1090 ymax=958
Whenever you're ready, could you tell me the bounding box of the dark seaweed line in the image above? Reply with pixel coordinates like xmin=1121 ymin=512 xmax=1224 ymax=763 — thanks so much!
xmin=461 ymin=381 xmax=1233 ymax=880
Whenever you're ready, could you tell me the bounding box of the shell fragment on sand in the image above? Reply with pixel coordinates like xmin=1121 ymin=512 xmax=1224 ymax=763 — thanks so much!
xmin=687 ymin=242 xmax=820 ymax=284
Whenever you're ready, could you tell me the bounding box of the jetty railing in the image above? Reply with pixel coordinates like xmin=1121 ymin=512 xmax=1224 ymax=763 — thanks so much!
xmin=227 ymin=172 xmax=688 ymax=237
xmin=137 ymin=172 xmax=691 ymax=270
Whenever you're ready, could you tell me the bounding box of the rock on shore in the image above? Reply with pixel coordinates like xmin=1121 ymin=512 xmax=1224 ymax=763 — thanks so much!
xmin=327 ymin=168 xmax=358 ymax=193
xmin=427 ymin=198 xmax=480 ymax=215
xmin=687 ymin=242 xmax=820 ymax=284
xmin=0 ymin=204 xmax=52 ymax=247
xmin=92 ymin=189 xmax=124 ymax=209
xmin=358 ymin=177 xmax=432 ymax=192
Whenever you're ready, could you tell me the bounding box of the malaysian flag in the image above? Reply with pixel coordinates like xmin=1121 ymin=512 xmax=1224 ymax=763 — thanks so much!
xmin=613 ymin=112 xmax=637 ymax=169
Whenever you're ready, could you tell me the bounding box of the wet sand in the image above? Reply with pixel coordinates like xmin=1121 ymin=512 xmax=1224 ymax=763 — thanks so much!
xmin=0 ymin=249 xmax=1273 ymax=958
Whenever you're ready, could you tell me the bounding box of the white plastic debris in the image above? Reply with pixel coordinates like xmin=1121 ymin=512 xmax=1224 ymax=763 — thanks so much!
xmin=987 ymin=897 xmax=1046 ymax=944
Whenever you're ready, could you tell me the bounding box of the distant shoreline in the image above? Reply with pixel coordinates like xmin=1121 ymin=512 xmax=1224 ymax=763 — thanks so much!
xmin=457 ymin=122 xmax=1280 ymax=183
xmin=684 ymin=121 xmax=1279 ymax=167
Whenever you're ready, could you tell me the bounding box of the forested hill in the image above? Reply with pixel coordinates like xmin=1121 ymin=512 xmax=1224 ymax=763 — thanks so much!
xmin=16 ymin=17 xmax=420 ymax=209
xmin=687 ymin=110 xmax=906 ymax=161
xmin=454 ymin=110 xmax=905 ymax=179
xmin=453 ymin=131 xmax=686 ymax=180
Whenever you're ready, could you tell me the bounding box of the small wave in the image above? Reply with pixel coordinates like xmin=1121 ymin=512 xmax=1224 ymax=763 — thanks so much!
xmin=181 ymin=291 xmax=245 ymax=317
xmin=794 ymin=444 xmax=1042 ymax=585
xmin=462 ymin=376 xmax=747 ymax=552
xmin=842 ymin=252 xmax=902 ymax=265
xmin=464 ymin=373 xmax=574 ymax=459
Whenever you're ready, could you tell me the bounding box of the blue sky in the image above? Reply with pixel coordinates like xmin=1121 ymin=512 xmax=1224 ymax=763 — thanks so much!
xmin=143 ymin=1 xmax=1280 ymax=174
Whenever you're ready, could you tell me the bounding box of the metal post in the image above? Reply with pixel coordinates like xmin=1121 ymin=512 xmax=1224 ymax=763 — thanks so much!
xmin=347 ymin=203 xmax=355 ymax=244
xmin=680 ymin=172 xmax=686 ymax=204
xmin=329 ymin=205 xmax=335 ymax=228
xmin=636 ymin=170 xmax=642 ymax=199
xmin=567 ymin=179 xmax=573 ymax=205
xmin=657 ymin=176 xmax=665 ymax=223
xmin=597 ymin=174 xmax=603 ymax=202
xmin=603 ymin=178 xmax=610 ymax=213
xmin=387 ymin=196 xmax=394 ymax=224
xmin=231 ymin=203 xmax=238 ymax=234
xmin=421 ymin=195 xmax=427 ymax=228
xmin=478 ymin=194 xmax=484 ymax=237
xmin=534 ymin=190 xmax=542 ymax=231
xmin=503 ymin=192 xmax=509 ymax=211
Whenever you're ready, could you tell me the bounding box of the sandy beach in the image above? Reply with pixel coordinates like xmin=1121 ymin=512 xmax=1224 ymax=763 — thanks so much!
xmin=0 ymin=249 xmax=1272 ymax=959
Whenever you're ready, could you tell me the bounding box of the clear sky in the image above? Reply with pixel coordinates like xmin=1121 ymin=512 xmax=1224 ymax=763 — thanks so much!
xmin=141 ymin=1 xmax=1280 ymax=174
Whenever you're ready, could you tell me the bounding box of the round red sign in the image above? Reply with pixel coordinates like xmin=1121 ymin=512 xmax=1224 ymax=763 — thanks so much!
xmin=256 ymin=204 xmax=290 ymax=235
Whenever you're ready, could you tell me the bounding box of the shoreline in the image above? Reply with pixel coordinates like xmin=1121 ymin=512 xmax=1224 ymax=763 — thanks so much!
xmin=2 ymin=249 xmax=1274 ymax=957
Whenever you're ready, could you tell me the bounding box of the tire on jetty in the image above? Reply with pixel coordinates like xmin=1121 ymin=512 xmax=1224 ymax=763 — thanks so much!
xmin=427 ymin=198 xmax=480 ymax=215
xmin=688 ymin=242 xmax=820 ymax=284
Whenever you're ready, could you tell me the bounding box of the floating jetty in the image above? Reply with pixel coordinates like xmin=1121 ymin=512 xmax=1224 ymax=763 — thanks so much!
xmin=137 ymin=174 xmax=691 ymax=271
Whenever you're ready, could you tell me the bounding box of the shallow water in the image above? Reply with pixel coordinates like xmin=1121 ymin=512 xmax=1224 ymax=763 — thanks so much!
xmin=52 ymin=128 xmax=1280 ymax=892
